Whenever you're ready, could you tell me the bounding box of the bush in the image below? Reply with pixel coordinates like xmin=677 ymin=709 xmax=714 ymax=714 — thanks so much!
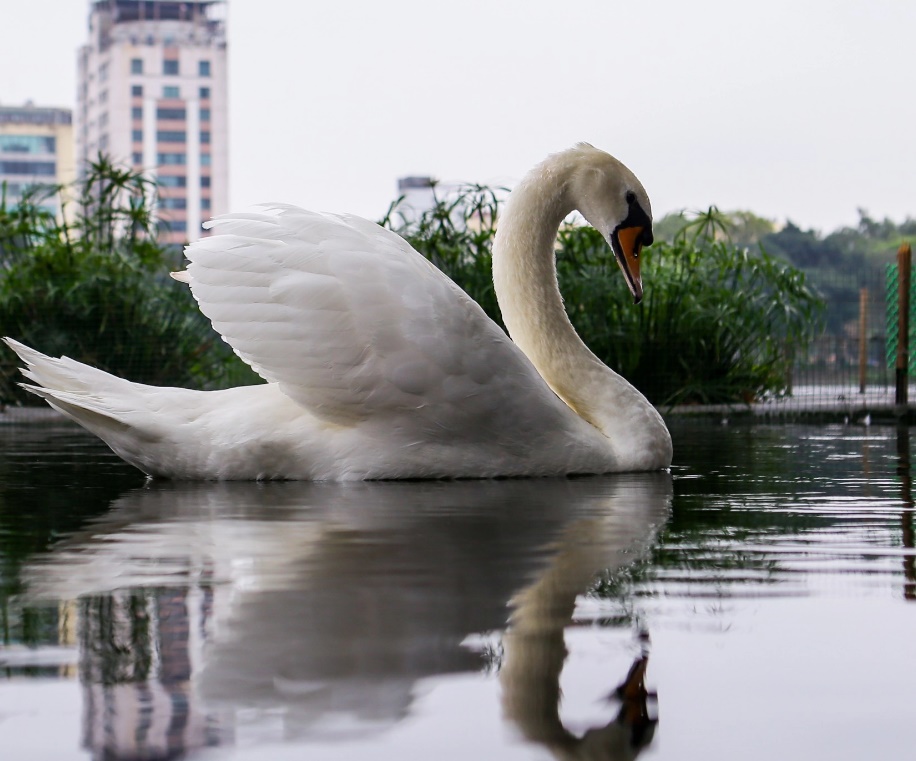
xmin=558 ymin=228 xmax=822 ymax=405
xmin=0 ymin=155 xmax=258 ymax=404
xmin=1 ymin=163 xmax=822 ymax=409
xmin=384 ymin=188 xmax=823 ymax=406
xmin=381 ymin=182 xmax=503 ymax=325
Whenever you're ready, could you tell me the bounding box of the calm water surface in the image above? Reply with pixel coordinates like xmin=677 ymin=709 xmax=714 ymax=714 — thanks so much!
xmin=0 ymin=420 xmax=914 ymax=760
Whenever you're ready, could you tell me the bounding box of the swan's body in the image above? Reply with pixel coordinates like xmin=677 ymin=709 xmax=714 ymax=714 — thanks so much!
xmin=5 ymin=144 xmax=671 ymax=480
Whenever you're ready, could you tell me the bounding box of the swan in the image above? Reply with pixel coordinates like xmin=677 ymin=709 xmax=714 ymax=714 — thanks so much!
xmin=4 ymin=144 xmax=672 ymax=480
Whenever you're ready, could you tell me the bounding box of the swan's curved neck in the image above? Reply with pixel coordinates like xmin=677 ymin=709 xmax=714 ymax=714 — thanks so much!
xmin=492 ymin=155 xmax=670 ymax=468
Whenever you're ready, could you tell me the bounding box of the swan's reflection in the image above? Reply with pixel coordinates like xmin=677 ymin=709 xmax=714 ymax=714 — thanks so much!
xmin=501 ymin=507 xmax=661 ymax=761
xmin=24 ymin=474 xmax=671 ymax=759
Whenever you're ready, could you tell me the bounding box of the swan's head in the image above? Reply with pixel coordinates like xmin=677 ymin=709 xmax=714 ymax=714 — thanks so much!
xmin=568 ymin=145 xmax=654 ymax=304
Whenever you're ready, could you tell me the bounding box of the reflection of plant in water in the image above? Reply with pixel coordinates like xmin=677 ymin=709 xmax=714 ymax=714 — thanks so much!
xmin=0 ymin=602 xmax=63 ymax=677
xmin=464 ymin=630 xmax=505 ymax=675
xmin=584 ymin=423 xmax=868 ymax=610
xmin=588 ymin=563 xmax=652 ymax=628
xmin=591 ymin=526 xmax=810 ymax=610
xmin=0 ymin=430 xmax=138 ymax=653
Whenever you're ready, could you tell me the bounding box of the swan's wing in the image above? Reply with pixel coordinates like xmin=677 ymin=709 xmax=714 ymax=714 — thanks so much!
xmin=181 ymin=204 xmax=560 ymax=432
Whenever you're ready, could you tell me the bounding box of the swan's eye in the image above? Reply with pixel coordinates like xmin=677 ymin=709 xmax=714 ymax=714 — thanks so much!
xmin=625 ymin=190 xmax=637 ymax=205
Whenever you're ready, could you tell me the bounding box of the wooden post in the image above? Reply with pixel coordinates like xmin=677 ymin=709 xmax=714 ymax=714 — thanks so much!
xmin=859 ymin=287 xmax=869 ymax=393
xmin=896 ymin=243 xmax=912 ymax=406
xmin=896 ymin=427 xmax=915 ymax=600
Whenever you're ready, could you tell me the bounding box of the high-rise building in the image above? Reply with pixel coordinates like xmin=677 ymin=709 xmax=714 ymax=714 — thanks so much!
xmin=77 ymin=0 xmax=228 ymax=245
xmin=0 ymin=103 xmax=75 ymax=219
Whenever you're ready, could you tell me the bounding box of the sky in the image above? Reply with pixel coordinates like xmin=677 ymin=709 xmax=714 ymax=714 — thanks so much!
xmin=1 ymin=0 xmax=914 ymax=233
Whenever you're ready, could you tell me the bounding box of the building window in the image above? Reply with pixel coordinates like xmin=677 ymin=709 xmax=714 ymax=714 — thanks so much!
xmin=163 ymin=85 xmax=180 ymax=99
xmin=156 ymin=107 xmax=186 ymax=120
xmin=132 ymin=152 xmax=143 ymax=165
xmin=201 ymin=198 xmax=211 ymax=210
xmin=159 ymin=175 xmax=187 ymax=188
xmin=157 ymin=130 xmax=186 ymax=143
xmin=0 ymin=160 xmax=56 ymax=176
xmin=132 ymin=106 xmax=143 ymax=119
xmin=132 ymin=129 xmax=143 ymax=142
xmin=200 ymin=153 xmax=211 ymax=166
xmin=163 ymin=59 xmax=179 ymax=75
xmin=200 ymin=131 xmax=210 ymax=144
xmin=161 ymin=197 xmax=187 ymax=210
xmin=157 ymin=152 xmax=186 ymax=165
xmin=199 ymin=108 xmax=210 ymax=122
xmin=131 ymin=58 xmax=143 ymax=74
xmin=167 ymin=220 xmax=188 ymax=233
xmin=199 ymin=87 xmax=210 ymax=99
xmin=198 ymin=60 xmax=211 ymax=77
xmin=99 ymin=134 xmax=109 ymax=150
xmin=99 ymin=89 xmax=108 ymax=104
xmin=0 ymin=135 xmax=56 ymax=154
xmin=200 ymin=175 xmax=210 ymax=188
xmin=131 ymin=84 xmax=143 ymax=96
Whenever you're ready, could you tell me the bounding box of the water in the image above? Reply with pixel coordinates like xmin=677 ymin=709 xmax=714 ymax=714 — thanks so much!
xmin=1 ymin=419 xmax=914 ymax=760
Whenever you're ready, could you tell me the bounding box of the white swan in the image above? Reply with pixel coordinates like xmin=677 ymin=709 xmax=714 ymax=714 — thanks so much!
xmin=4 ymin=144 xmax=672 ymax=480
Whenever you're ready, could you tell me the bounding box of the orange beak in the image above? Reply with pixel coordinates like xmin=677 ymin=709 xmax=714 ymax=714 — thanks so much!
xmin=613 ymin=225 xmax=645 ymax=304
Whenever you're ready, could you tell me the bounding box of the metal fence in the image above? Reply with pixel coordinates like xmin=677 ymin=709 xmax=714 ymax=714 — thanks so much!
xmin=695 ymin=265 xmax=909 ymax=418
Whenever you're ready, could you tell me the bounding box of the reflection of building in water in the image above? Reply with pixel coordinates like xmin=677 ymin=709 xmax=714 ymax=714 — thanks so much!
xmin=79 ymin=584 xmax=224 ymax=759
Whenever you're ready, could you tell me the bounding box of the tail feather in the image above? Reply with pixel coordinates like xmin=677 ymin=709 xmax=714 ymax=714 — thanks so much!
xmin=5 ymin=337 xmax=136 ymax=398
xmin=4 ymin=338 xmax=305 ymax=480
xmin=18 ymin=382 xmax=133 ymax=437
xmin=3 ymin=338 xmax=160 ymax=439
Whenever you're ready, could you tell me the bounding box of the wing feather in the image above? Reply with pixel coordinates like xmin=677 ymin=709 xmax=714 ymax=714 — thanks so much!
xmin=182 ymin=205 xmax=551 ymax=431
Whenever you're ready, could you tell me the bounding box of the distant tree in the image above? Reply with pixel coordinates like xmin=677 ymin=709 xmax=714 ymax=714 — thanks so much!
xmin=655 ymin=208 xmax=776 ymax=248
xmin=762 ymin=222 xmax=846 ymax=269
xmin=759 ymin=209 xmax=913 ymax=334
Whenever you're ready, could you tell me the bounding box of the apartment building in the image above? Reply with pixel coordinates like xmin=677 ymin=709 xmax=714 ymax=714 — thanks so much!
xmin=0 ymin=103 xmax=75 ymax=219
xmin=77 ymin=0 xmax=228 ymax=244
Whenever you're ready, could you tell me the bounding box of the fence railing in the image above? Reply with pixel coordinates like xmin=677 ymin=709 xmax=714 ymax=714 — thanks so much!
xmin=685 ymin=253 xmax=914 ymax=417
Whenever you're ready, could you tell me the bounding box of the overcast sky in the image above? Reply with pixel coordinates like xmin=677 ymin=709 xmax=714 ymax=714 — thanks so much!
xmin=2 ymin=0 xmax=914 ymax=233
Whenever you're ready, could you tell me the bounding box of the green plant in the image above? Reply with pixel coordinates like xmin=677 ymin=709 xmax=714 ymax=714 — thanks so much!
xmin=0 ymin=155 xmax=259 ymax=404
xmin=381 ymin=181 xmax=505 ymax=327
xmin=558 ymin=229 xmax=822 ymax=405
xmin=384 ymin=188 xmax=823 ymax=406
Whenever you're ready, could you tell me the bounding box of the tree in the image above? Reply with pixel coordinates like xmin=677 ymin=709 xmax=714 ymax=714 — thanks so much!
xmin=655 ymin=208 xmax=776 ymax=248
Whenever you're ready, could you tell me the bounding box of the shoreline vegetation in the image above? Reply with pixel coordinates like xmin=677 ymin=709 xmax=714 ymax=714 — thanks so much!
xmin=5 ymin=155 xmax=907 ymax=408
